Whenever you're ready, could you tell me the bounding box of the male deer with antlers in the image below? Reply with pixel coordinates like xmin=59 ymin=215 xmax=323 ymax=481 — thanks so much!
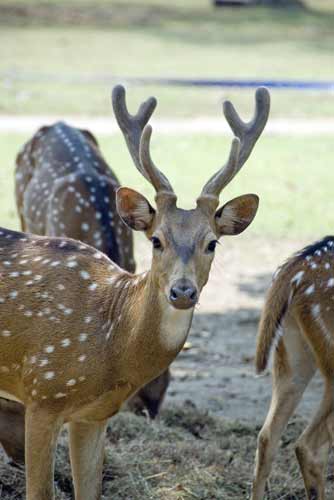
xmin=0 ymin=85 xmax=269 ymax=499
xmin=252 ymin=236 xmax=334 ymax=500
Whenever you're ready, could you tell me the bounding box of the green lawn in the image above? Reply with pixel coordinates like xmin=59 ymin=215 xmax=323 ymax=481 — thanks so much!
xmin=1 ymin=132 xmax=333 ymax=239
xmin=1 ymin=1 xmax=333 ymax=240
xmin=1 ymin=0 xmax=334 ymax=117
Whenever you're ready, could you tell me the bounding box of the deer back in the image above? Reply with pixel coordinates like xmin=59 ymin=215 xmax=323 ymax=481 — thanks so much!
xmin=15 ymin=122 xmax=135 ymax=273
xmin=255 ymin=236 xmax=334 ymax=377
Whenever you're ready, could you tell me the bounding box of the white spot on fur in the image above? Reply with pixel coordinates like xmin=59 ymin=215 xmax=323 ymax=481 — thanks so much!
xmin=291 ymin=270 xmax=304 ymax=287
xmin=305 ymin=284 xmax=315 ymax=295
xmin=67 ymin=260 xmax=78 ymax=268
xmin=80 ymin=270 xmax=90 ymax=280
xmin=54 ymin=392 xmax=66 ymax=399
xmin=312 ymin=303 xmax=321 ymax=317
xmin=327 ymin=278 xmax=334 ymax=288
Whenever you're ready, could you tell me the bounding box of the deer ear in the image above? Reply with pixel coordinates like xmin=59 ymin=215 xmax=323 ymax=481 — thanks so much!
xmin=215 ymin=194 xmax=259 ymax=236
xmin=116 ymin=187 xmax=155 ymax=231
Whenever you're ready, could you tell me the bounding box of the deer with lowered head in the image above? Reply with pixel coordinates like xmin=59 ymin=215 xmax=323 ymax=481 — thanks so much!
xmin=252 ymin=236 xmax=334 ymax=500
xmin=0 ymin=85 xmax=269 ymax=499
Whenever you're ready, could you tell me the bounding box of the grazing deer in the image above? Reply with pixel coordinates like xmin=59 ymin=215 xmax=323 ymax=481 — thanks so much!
xmin=0 ymin=84 xmax=269 ymax=500
xmin=252 ymin=237 xmax=334 ymax=500
xmin=15 ymin=121 xmax=135 ymax=270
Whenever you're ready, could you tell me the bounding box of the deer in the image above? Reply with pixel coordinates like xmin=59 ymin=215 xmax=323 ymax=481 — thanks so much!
xmin=15 ymin=121 xmax=136 ymax=271
xmin=252 ymin=237 xmax=334 ymax=500
xmin=0 ymin=84 xmax=269 ymax=500
xmin=0 ymin=112 xmax=170 ymax=467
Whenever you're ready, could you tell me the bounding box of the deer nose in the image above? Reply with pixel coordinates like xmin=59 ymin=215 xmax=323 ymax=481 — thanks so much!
xmin=169 ymin=279 xmax=198 ymax=310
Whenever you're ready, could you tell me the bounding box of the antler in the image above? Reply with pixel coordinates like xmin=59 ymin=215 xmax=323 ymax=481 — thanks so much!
xmin=140 ymin=125 xmax=175 ymax=195
xmin=198 ymin=87 xmax=270 ymax=207
xmin=112 ymin=85 xmax=175 ymax=199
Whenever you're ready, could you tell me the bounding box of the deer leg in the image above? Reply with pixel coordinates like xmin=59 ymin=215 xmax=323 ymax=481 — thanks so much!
xmin=295 ymin=383 xmax=334 ymax=500
xmin=25 ymin=404 xmax=62 ymax=500
xmin=69 ymin=419 xmax=108 ymax=500
xmin=251 ymin=320 xmax=316 ymax=500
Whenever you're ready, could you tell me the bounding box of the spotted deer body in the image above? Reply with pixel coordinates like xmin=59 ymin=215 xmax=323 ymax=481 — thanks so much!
xmin=0 ymin=121 xmax=170 ymax=467
xmin=0 ymin=230 xmax=182 ymax=417
xmin=0 ymin=85 xmax=269 ymax=500
xmin=252 ymin=236 xmax=334 ymax=500
xmin=15 ymin=121 xmax=135 ymax=271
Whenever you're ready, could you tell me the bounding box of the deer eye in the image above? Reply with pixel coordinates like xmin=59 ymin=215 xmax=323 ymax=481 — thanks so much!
xmin=207 ymin=240 xmax=218 ymax=253
xmin=151 ymin=236 xmax=163 ymax=250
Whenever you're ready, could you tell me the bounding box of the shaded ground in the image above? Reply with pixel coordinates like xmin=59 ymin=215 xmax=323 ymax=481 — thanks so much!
xmin=0 ymin=235 xmax=332 ymax=499
xmin=0 ymin=409 xmax=333 ymax=499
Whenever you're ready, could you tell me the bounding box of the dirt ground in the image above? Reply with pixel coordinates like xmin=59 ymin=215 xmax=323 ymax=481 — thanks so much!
xmin=0 ymin=234 xmax=333 ymax=499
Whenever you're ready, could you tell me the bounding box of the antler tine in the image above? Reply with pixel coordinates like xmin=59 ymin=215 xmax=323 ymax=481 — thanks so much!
xmin=112 ymin=85 xmax=157 ymax=182
xmin=139 ymin=125 xmax=175 ymax=195
xmin=223 ymin=86 xmax=270 ymax=170
xmin=199 ymin=138 xmax=240 ymax=199
xmin=199 ymin=87 xmax=270 ymax=204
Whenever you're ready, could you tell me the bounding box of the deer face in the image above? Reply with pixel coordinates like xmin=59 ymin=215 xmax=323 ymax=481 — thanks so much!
xmin=112 ymin=84 xmax=269 ymax=309
xmin=117 ymin=187 xmax=259 ymax=310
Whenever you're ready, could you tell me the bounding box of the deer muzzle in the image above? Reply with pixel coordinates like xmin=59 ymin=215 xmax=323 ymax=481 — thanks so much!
xmin=169 ymin=279 xmax=198 ymax=310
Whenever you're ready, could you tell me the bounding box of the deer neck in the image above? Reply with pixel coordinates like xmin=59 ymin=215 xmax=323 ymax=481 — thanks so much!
xmin=106 ymin=270 xmax=193 ymax=385
xmin=140 ymin=271 xmax=194 ymax=351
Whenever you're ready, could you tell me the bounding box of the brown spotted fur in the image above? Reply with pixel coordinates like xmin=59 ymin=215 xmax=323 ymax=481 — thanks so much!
xmin=4 ymin=122 xmax=171 ymax=467
xmin=252 ymin=236 xmax=334 ymax=500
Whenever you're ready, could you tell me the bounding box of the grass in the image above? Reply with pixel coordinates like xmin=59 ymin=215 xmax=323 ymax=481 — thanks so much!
xmin=0 ymin=405 xmax=332 ymax=499
xmin=0 ymin=1 xmax=334 ymax=117
xmin=1 ymin=131 xmax=333 ymax=239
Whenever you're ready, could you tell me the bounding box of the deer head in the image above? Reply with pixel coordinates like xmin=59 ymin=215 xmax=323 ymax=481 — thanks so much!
xmin=113 ymin=85 xmax=270 ymax=310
